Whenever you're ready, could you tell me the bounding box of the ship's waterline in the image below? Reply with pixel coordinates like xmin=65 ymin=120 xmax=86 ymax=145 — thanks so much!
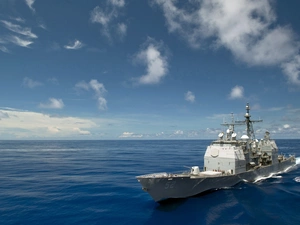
xmin=136 ymin=103 xmax=297 ymax=202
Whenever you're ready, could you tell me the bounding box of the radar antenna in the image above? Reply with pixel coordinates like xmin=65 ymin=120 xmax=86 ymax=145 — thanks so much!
xmin=221 ymin=103 xmax=262 ymax=140
xmin=235 ymin=103 xmax=262 ymax=139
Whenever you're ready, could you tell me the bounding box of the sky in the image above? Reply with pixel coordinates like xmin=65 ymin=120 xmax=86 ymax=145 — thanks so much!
xmin=1 ymin=0 xmax=300 ymax=140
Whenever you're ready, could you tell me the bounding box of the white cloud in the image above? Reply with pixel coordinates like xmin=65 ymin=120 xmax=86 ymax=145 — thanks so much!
xmin=90 ymin=6 xmax=111 ymax=26
xmin=25 ymin=0 xmax=36 ymax=12
xmin=119 ymin=132 xmax=143 ymax=138
xmin=37 ymin=20 xmax=47 ymax=30
xmin=75 ymin=81 xmax=90 ymax=91
xmin=89 ymin=79 xmax=107 ymax=96
xmin=117 ymin=23 xmax=127 ymax=39
xmin=283 ymin=124 xmax=290 ymax=129
xmin=174 ymin=130 xmax=183 ymax=135
xmin=97 ymin=97 xmax=108 ymax=111
xmin=0 ymin=111 xmax=9 ymax=119
xmin=281 ymin=55 xmax=300 ymax=85
xmin=109 ymin=0 xmax=125 ymax=7
xmin=47 ymin=126 xmax=61 ymax=134
xmin=134 ymin=38 xmax=168 ymax=85
xmin=39 ymin=98 xmax=64 ymax=109
xmin=0 ymin=46 xmax=10 ymax=53
xmin=11 ymin=17 xmax=26 ymax=23
xmin=0 ymin=20 xmax=37 ymax=50
xmin=0 ymin=109 xmax=95 ymax=139
xmin=9 ymin=35 xmax=33 ymax=48
xmin=229 ymin=85 xmax=244 ymax=99
xmin=90 ymin=2 xmax=127 ymax=41
xmin=185 ymin=91 xmax=195 ymax=103
xmin=73 ymin=127 xmax=91 ymax=135
xmin=64 ymin=40 xmax=84 ymax=50
xmin=1 ymin=20 xmax=37 ymax=39
xmin=23 ymin=77 xmax=43 ymax=88
xmin=75 ymin=79 xmax=108 ymax=111
xmin=154 ymin=0 xmax=300 ymax=85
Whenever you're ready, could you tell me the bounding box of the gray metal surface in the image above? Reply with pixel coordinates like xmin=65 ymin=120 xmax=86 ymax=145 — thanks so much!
xmin=136 ymin=104 xmax=297 ymax=202
xmin=137 ymin=156 xmax=295 ymax=202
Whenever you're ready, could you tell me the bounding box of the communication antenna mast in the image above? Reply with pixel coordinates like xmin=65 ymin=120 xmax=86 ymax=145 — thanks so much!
xmin=235 ymin=103 xmax=262 ymax=140
xmin=221 ymin=103 xmax=262 ymax=140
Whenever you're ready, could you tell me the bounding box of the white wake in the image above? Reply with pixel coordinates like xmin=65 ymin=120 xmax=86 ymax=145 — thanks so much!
xmin=253 ymin=173 xmax=282 ymax=183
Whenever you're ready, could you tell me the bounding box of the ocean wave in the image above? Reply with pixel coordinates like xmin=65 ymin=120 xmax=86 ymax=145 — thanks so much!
xmin=253 ymin=173 xmax=282 ymax=183
xmin=0 ymin=140 xmax=299 ymax=225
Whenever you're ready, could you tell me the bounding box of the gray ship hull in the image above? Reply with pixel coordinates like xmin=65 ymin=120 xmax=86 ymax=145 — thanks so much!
xmin=137 ymin=157 xmax=296 ymax=202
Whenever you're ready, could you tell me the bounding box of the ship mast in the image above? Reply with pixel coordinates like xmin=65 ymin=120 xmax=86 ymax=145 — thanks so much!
xmin=221 ymin=103 xmax=262 ymax=140
xmin=237 ymin=103 xmax=262 ymax=140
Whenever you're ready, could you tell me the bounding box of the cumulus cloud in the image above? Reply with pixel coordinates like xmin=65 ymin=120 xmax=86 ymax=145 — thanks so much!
xmin=229 ymin=85 xmax=244 ymax=99
xmin=64 ymin=40 xmax=84 ymax=50
xmin=185 ymin=91 xmax=195 ymax=103
xmin=25 ymin=0 xmax=36 ymax=12
xmin=39 ymin=98 xmax=64 ymax=109
xmin=133 ymin=38 xmax=168 ymax=85
xmin=23 ymin=77 xmax=43 ymax=88
xmin=75 ymin=79 xmax=108 ymax=111
xmin=90 ymin=1 xmax=127 ymax=41
xmin=153 ymin=0 xmax=300 ymax=85
xmin=0 ymin=108 xmax=95 ymax=139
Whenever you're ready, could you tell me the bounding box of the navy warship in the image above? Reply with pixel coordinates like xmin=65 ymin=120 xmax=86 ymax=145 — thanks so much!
xmin=136 ymin=103 xmax=296 ymax=202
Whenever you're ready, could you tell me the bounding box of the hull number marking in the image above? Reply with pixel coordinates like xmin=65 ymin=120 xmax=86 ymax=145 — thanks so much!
xmin=165 ymin=181 xmax=176 ymax=189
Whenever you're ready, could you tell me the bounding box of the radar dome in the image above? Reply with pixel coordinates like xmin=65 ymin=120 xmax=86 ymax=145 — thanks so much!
xmin=241 ymin=135 xmax=249 ymax=140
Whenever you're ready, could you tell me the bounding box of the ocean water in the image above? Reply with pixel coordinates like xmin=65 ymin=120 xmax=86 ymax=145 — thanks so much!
xmin=0 ymin=140 xmax=299 ymax=225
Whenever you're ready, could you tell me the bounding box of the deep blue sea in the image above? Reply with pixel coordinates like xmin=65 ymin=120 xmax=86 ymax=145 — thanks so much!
xmin=0 ymin=140 xmax=299 ymax=225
